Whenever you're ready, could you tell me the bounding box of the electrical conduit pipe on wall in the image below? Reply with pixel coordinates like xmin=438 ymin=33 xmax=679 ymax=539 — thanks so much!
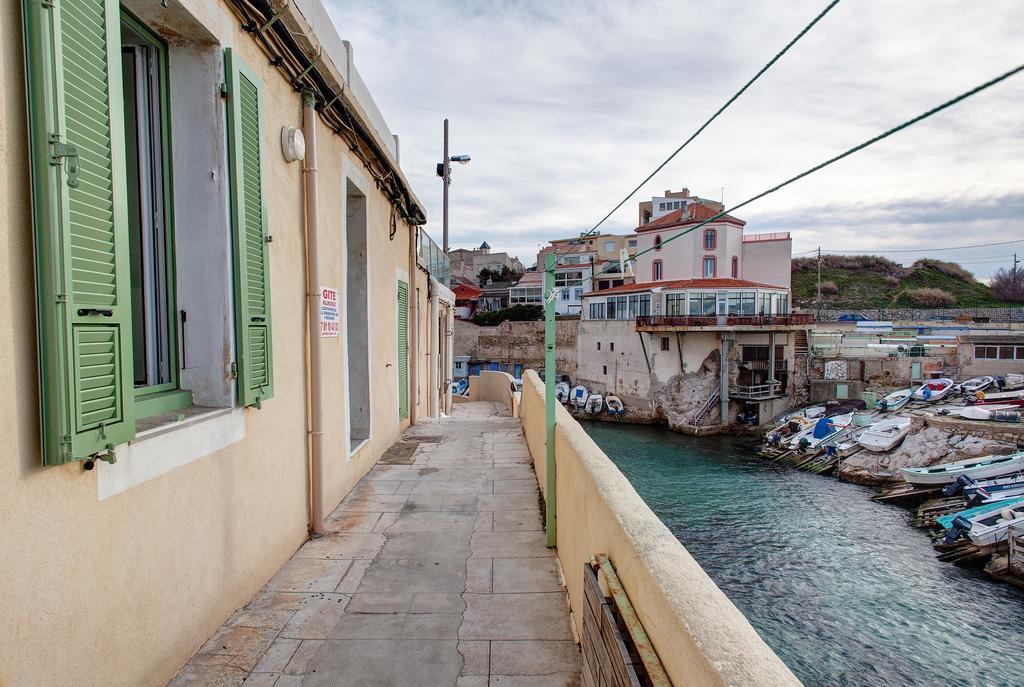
xmin=302 ymin=91 xmax=325 ymax=536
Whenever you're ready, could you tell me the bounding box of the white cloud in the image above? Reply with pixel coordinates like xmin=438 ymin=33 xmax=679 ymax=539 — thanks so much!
xmin=325 ymin=0 xmax=1024 ymax=277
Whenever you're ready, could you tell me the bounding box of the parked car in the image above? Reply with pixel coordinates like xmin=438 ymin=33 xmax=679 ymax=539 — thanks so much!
xmin=931 ymin=315 xmax=955 ymax=321
xmin=838 ymin=313 xmax=870 ymax=322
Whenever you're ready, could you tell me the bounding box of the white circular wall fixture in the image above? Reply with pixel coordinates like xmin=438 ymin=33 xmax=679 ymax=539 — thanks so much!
xmin=281 ymin=125 xmax=306 ymax=162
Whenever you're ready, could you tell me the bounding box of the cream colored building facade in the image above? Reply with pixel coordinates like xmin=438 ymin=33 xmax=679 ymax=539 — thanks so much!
xmin=1 ymin=0 xmax=452 ymax=685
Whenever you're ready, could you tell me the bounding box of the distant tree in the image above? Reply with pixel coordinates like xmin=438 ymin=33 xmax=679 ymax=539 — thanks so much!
xmin=990 ymin=267 xmax=1024 ymax=303
xmin=477 ymin=265 xmax=523 ymax=284
xmin=905 ymin=287 xmax=956 ymax=307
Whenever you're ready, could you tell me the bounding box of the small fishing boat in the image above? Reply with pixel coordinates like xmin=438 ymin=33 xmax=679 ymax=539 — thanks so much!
xmin=876 ymin=388 xmax=913 ymax=412
xmin=970 ymin=398 xmax=1024 ymax=408
xmin=900 ymin=450 xmax=1024 ymax=486
xmin=772 ymin=405 xmax=825 ymax=425
xmin=943 ymin=504 xmax=1024 ymax=546
xmin=968 ymin=484 xmax=1024 ymax=507
xmin=858 ymin=416 xmax=912 ymax=452
xmin=555 ymin=382 xmax=570 ymax=404
xmin=943 ymin=473 xmax=1024 ymax=498
xmin=765 ymin=416 xmax=815 ymax=447
xmin=975 ymin=388 xmax=1024 ymax=402
xmin=570 ymin=384 xmax=588 ymax=409
xmin=584 ymin=393 xmax=604 ymax=414
xmin=451 ymin=379 xmax=469 ymax=396
xmin=605 ymin=395 xmax=625 ymax=417
xmin=1003 ymin=373 xmax=1024 ymax=391
xmin=785 ymin=413 xmax=854 ymax=451
xmin=936 ymin=496 xmax=1024 ymax=531
xmin=954 ymin=405 xmax=1018 ymax=421
xmin=955 ymin=376 xmax=994 ymax=394
xmin=913 ymin=378 xmax=954 ymax=402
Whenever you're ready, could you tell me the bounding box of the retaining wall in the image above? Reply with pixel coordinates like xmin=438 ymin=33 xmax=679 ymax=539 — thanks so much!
xmin=520 ymin=370 xmax=802 ymax=687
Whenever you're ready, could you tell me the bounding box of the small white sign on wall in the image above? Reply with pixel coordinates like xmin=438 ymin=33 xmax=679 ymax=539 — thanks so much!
xmin=320 ymin=286 xmax=339 ymax=337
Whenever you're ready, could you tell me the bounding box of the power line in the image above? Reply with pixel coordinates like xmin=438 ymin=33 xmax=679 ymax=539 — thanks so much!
xmin=591 ymin=62 xmax=1024 ymax=281
xmin=802 ymin=238 xmax=1024 ymax=254
xmin=545 ymin=0 xmax=843 ymax=269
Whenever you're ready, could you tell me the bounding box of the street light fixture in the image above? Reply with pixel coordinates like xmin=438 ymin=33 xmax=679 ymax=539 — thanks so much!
xmin=437 ymin=118 xmax=471 ymax=254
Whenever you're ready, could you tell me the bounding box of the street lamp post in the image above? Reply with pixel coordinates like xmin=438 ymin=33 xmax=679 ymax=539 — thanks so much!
xmin=437 ymin=118 xmax=471 ymax=254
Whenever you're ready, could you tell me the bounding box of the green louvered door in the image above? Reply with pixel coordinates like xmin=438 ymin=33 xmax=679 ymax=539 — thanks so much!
xmin=22 ymin=0 xmax=135 ymax=464
xmin=397 ymin=281 xmax=409 ymax=420
xmin=225 ymin=49 xmax=274 ymax=407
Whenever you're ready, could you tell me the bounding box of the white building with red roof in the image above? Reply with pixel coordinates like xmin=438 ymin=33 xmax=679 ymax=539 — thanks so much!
xmin=575 ymin=193 xmax=810 ymax=429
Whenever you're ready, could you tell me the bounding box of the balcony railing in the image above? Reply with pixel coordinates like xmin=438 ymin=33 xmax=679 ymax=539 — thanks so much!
xmin=743 ymin=359 xmax=789 ymax=372
xmin=419 ymin=229 xmax=451 ymax=286
xmin=742 ymin=232 xmax=790 ymax=242
xmin=730 ymin=383 xmax=783 ymax=400
xmin=636 ymin=314 xmax=813 ymax=328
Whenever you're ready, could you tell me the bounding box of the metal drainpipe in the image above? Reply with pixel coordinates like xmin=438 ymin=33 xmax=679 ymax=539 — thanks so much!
xmin=302 ymin=91 xmax=325 ymax=536
xmin=429 ymin=280 xmax=440 ymax=418
xmin=408 ymin=227 xmax=418 ymax=426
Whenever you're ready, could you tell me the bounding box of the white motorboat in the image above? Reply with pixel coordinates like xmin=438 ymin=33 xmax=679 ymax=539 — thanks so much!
xmin=944 ymin=504 xmax=1024 ymax=547
xmin=913 ymin=378 xmax=954 ymax=402
xmin=555 ymin=382 xmax=570 ymax=404
xmin=858 ymin=416 xmax=911 ymax=452
xmin=876 ymin=388 xmax=913 ymax=412
xmin=1004 ymin=373 xmax=1024 ymax=391
xmin=584 ymin=393 xmax=604 ymax=414
xmin=975 ymin=388 xmax=1024 ymax=402
xmin=956 ymin=376 xmax=994 ymax=394
xmin=570 ymin=384 xmax=588 ymax=409
xmin=785 ymin=412 xmax=854 ymax=451
xmin=605 ymin=395 xmax=625 ymax=417
xmin=899 ymin=450 xmax=1024 ymax=486
xmin=955 ymin=404 xmax=1021 ymax=421
xmin=765 ymin=415 xmax=815 ymax=447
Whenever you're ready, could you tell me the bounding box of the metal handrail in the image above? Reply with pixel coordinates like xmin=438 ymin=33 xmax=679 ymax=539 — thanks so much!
xmin=636 ymin=314 xmax=814 ymax=327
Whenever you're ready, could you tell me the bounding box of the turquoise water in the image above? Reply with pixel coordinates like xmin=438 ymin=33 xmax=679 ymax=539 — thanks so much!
xmin=584 ymin=421 xmax=1024 ymax=687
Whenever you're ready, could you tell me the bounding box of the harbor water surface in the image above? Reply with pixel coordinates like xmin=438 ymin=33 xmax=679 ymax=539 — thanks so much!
xmin=584 ymin=421 xmax=1024 ymax=687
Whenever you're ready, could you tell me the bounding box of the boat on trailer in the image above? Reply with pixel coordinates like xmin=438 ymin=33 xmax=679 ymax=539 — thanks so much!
xmin=913 ymin=378 xmax=954 ymax=402
xmin=858 ymin=416 xmax=912 ymax=452
xmin=876 ymin=388 xmax=913 ymax=412
xmin=900 ymin=451 xmax=1024 ymax=486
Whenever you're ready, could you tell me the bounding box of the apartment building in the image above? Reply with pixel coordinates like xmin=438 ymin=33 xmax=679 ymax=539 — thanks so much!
xmin=2 ymin=1 xmax=452 ymax=684
xmin=580 ymin=196 xmax=808 ymax=427
xmin=537 ymin=233 xmax=638 ymax=315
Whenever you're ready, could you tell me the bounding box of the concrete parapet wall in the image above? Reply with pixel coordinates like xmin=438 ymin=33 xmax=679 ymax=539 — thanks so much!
xmin=467 ymin=370 xmax=519 ymax=416
xmin=520 ymin=370 xmax=802 ymax=687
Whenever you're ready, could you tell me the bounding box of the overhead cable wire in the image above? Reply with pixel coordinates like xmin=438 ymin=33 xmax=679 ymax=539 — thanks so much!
xmin=809 ymin=238 xmax=1024 ymax=254
xmin=545 ymin=0 xmax=843 ymax=269
xmin=589 ymin=62 xmax=1024 ymax=282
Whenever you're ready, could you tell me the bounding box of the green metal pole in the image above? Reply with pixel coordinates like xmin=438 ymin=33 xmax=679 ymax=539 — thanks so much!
xmin=544 ymin=252 xmax=557 ymax=547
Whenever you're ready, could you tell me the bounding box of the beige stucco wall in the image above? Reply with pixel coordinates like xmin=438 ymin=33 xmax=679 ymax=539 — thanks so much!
xmin=0 ymin=2 xmax=435 ymax=685
xmin=466 ymin=370 xmax=518 ymax=415
xmin=520 ymin=371 xmax=802 ymax=687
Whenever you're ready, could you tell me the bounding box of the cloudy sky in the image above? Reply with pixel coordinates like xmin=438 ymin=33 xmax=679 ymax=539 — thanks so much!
xmin=326 ymin=0 xmax=1024 ymax=279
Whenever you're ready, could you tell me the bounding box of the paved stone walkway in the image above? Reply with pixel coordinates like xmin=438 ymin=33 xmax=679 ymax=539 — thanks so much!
xmin=170 ymin=402 xmax=579 ymax=687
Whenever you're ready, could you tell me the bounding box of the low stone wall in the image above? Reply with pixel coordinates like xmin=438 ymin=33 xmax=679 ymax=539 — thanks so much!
xmin=815 ymin=307 xmax=1024 ymax=323
xmin=520 ymin=370 xmax=802 ymax=687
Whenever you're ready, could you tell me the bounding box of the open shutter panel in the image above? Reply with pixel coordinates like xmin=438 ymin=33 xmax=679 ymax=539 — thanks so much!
xmin=397 ymin=281 xmax=409 ymax=420
xmin=225 ymin=49 xmax=273 ymax=407
xmin=22 ymin=0 xmax=135 ymax=465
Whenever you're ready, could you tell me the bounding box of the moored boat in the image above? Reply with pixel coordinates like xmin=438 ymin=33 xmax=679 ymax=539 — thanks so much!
xmin=555 ymin=381 xmax=570 ymax=404
xmin=785 ymin=412 xmax=854 ymax=451
xmin=936 ymin=496 xmax=1024 ymax=531
xmin=973 ymin=388 xmax=1024 ymax=403
xmin=900 ymin=450 xmax=1024 ymax=486
xmin=451 ymin=379 xmax=469 ymax=396
xmin=605 ymin=395 xmax=625 ymax=417
xmin=570 ymin=384 xmax=588 ymax=409
xmin=942 ymin=473 xmax=1024 ymax=498
xmin=942 ymin=504 xmax=1024 ymax=546
xmin=913 ymin=378 xmax=954 ymax=402
xmin=876 ymin=388 xmax=913 ymax=412
xmin=858 ymin=416 xmax=912 ymax=452
xmin=584 ymin=393 xmax=604 ymax=414
xmin=956 ymin=376 xmax=994 ymax=394
xmin=1002 ymin=373 xmax=1024 ymax=391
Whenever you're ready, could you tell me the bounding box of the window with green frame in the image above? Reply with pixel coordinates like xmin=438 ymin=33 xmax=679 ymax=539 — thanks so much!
xmin=120 ymin=11 xmax=192 ymax=419
xmin=21 ymin=0 xmax=274 ymax=465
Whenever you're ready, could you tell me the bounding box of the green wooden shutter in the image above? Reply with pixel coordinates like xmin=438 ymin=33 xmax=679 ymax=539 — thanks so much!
xmin=22 ymin=0 xmax=135 ymax=465
xmin=397 ymin=280 xmax=409 ymax=420
xmin=225 ymin=49 xmax=273 ymax=407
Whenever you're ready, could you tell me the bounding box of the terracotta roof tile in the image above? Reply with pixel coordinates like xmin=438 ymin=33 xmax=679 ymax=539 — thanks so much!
xmin=637 ymin=203 xmax=745 ymax=232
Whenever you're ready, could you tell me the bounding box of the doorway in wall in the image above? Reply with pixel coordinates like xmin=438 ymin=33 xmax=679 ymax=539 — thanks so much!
xmin=346 ymin=180 xmax=370 ymax=451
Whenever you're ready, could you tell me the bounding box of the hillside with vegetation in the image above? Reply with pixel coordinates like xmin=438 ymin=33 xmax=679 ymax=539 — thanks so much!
xmin=791 ymin=256 xmax=1015 ymax=310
